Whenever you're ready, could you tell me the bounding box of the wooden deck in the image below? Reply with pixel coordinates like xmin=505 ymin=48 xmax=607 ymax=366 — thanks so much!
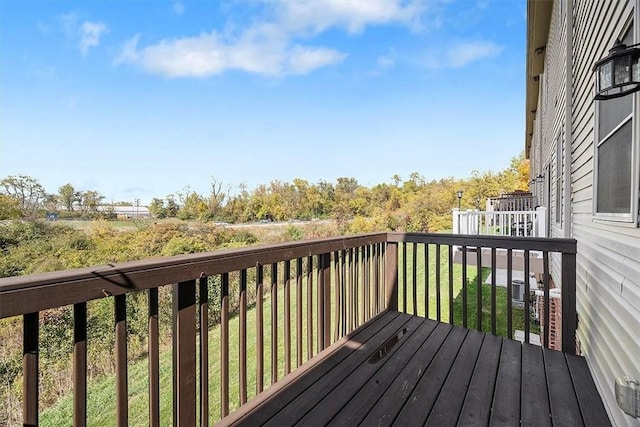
xmin=219 ymin=311 xmax=610 ymax=427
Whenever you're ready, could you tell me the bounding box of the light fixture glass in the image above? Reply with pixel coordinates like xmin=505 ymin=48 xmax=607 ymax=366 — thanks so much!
xmin=594 ymin=41 xmax=640 ymax=100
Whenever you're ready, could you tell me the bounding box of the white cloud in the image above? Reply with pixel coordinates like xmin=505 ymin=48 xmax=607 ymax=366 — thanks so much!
xmin=58 ymin=13 xmax=107 ymax=55
xmin=445 ymin=41 xmax=502 ymax=67
xmin=115 ymin=1 xmax=428 ymax=78
xmin=275 ymin=0 xmax=425 ymax=34
xmin=173 ymin=2 xmax=185 ymax=16
xmin=80 ymin=21 xmax=108 ymax=55
xmin=424 ymin=40 xmax=503 ymax=69
xmin=287 ymin=45 xmax=348 ymax=75
xmin=116 ymin=28 xmax=345 ymax=78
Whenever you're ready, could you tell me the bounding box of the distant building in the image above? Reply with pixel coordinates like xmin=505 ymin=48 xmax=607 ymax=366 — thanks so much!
xmin=98 ymin=205 xmax=151 ymax=219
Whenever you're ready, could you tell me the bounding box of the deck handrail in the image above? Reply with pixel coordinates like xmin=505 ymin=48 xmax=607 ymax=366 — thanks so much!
xmin=0 ymin=231 xmax=577 ymax=426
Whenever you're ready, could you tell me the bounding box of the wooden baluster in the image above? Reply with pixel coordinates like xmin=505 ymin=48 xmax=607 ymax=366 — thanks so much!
xmin=284 ymin=260 xmax=291 ymax=375
xmin=296 ymin=258 xmax=303 ymax=368
xmin=197 ymin=279 xmax=208 ymax=426
xmin=239 ymin=270 xmax=247 ymax=405
xmin=477 ymin=247 xmax=483 ymax=331
xmin=507 ymin=249 xmax=513 ymax=339
xmin=115 ymin=294 xmax=128 ymax=427
xmin=412 ymin=242 xmax=417 ymax=316
xmin=271 ymin=263 xmax=278 ymax=385
xmin=74 ymin=302 xmax=87 ymax=427
xmin=448 ymin=245 xmax=453 ymax=324
xmin=221 ymin=273 xmax=229 ymax=417
xmin=23 ymin=312 xmax=38 ymax=427
xmin=148 ymin=289 xmax=160 ymax=427
xmin=173 ymin=281 xmax=196 ymax=426
xmin=256 ymin=265 xmax=264 ymax=393
xmin=306 ymin=256 xmax=313 ymax=359
xmin=491 ymin=249 xmax=497 ymax=336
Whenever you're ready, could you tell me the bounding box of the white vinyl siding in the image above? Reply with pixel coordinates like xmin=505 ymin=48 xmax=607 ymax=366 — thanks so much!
xmin=530 ymin=1 xmax=640 ymax=426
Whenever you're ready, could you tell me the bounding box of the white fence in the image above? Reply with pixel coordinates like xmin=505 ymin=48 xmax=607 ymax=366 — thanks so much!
xmin=452 ymin=206 xmax=547 ymax=238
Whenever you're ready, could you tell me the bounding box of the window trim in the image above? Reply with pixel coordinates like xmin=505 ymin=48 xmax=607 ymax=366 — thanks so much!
xmin=593 ymin=16 xmax=640 ymax=225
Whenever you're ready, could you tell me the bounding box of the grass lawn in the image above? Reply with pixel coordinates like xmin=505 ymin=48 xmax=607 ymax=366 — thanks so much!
xmin=40 ymin=243 xmax=539 ymax=426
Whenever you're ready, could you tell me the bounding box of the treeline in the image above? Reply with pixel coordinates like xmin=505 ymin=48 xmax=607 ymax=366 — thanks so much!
xmin=1 ymin=154 xmax=529 ymax=234
xmin=151 ymin=154 xmax=529 ymax=232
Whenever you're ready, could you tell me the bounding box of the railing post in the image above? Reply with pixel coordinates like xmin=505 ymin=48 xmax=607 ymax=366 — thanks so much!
xmin=385 ymin=241 xmax=398 ymax=311
xmin=536 ymin=206 xmax=547 ymax=237
xmin=452 ymin=208 xmax=460 ymax=234
xmin=562 ymin=250 xmax=577 ymax=354
xmin=172 ymin=280 xmax=196 ymax=426
xmin=318 ymin=253 xmax=331 ymax=350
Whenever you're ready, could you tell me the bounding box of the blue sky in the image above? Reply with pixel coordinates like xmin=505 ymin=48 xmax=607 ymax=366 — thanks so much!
xmin=0 ymin=0 xmax=526 ymax=204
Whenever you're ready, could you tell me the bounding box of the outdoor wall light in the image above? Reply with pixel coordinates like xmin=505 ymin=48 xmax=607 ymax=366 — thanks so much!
xmin=535 ymin=174 xmax=545 ymax=183
xmin=593 ymin=40 xmax=640 ymax=100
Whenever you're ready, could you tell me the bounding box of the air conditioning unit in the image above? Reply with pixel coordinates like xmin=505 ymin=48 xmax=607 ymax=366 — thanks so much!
xmin=512 ymin=279 xmax=525 ymax=301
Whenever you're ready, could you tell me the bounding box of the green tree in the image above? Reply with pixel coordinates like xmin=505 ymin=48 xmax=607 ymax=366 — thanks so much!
xmin=148 ymin=198 xmax=167 ymax=219
xmin=0 ymin=194 xmax=22 ymax=219
xmin=58 ymin=184 xmax=77 ymax=214
xmin=0 ymin=175 xmax=47 ymax=218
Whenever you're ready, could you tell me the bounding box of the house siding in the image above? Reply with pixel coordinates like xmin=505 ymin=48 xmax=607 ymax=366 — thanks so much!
xmin=530 ymin=1 xmax=640 ymax=426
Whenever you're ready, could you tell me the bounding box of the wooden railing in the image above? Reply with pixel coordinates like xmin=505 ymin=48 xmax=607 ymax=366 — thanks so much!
xmin=0 ymin=232 xmax=577 ymax=426
xmin=453 ymin=207 xmax=547 ymax=238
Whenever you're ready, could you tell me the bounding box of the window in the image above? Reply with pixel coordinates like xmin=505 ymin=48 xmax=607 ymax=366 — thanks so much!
xmin=555 ymin=131 xmax=563 ymax=224
xmin=594 ymin=22 xmax=639 ymax=223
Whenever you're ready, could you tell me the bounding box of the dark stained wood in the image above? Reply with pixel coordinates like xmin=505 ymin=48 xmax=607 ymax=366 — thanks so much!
xmin=173 ymin=280 xmax=197 ymax=426
xmin=521 ymin=343 xmax=551 ymax=427
xmin=198 ymin=278 xmax=209 ymax=424
xmin=507 ymin=248 xmax=513 ymax=338
xmin=435 ymin=244 xmax=441 ymax=322
xmin=227 ymin=311 xmax=402 ymax=426
xmin=491 ymin=247 xmax=497 ymax=335
xmin=22 ymin=312 xmax=38 ymax=427
xmin=392 ymin=326 xmax=467 ymax=425
xmin=333 ymin=251 xmax=340 ymax=342
xmin=384 ymin=242 xmax=398 ymax=311
xmin=490 ymin=338 xmax=521 ymax=426
xmin=256 ymin=265 xmax=264 ymax=393
xmin=402 ymin=242 xmax=407 ymax=313
xmin=0 ymin=233 xmax=575 ymax=319
xmin=476 ymin=248 xmax=482 ymax=332
xmin=448 ymin=244 xmax=453 ymax=324
xmin=359 ymin=322 xmax=452 ymax=426
xmin=306 ymin=255 xmax=313 ymax=359
xmin=544 ymin=348 xmax=583 ymax=426
xmin=221 ymin=273 xmax=230 ymax=417
xmin=238 ymin=270 xmax=247 ymax=405
xmin=412 ymin=242 xmax=418 ymax=316
xmin=424 ymin=243 xmax=429 ymax=319
xmin=565 ymin=353 xmax=612 ymax=427
xmin=284 ymin=260 xmax=291 ymax=375
xmin=425 ymin=329 xmax=484 ymax=426
xmin=262 ymin=313 xmax=412 ymax=426
xmin=543 ymin=252 xmax=550 ymax=348
xmin=73 ymin=302 xmax=87 ymax=427
xmin=114 ymin=294 xmax=128 ymax=427
xmin=218 ymin=311 xmax=607 ymax=427
xmin=0 ymin=233 xmax=389 ymax=318
xmin=457 ymin=333 xmax=502 ymax=426
xmin=524 ymin=249 xmax=531 ymax=343
xmin=461 ymin=246 xmax=468 ymax=328
xmin=270 ymin=263 xmax=278 ymax=385
xmin=296 ymin=258 xmax=303 ymax=368
xmin=329 ymin=318 xmax=438 ymax=425
xmin=321 ymin=252 xmax=331 ymax=348
xmin=562 ymin=252 xmax=577 ymax=354
xmin=148 ymin=288 xmax=160 ymax=427
xmin=296 ymin=316 xmax=428 ymax=425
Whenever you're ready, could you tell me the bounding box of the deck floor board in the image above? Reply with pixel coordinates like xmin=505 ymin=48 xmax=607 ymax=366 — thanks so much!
xmin=219 ymin=311 xmax=610 ymax=427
